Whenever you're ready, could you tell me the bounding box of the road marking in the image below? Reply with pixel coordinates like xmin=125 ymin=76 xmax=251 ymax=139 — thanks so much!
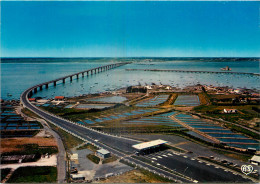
xmin=157 ymin=156 xmax=162 ymax=159
xmin=152 ymin=158 xmax=157 ymax=160
xmin=162 ymin=155 xmax=168 ymax=157
xmin=167 ymin=153 xmax=173 ymax=156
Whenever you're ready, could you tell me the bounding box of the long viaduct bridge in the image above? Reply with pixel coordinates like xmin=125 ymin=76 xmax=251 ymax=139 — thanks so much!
xmin=28 ymin=63 xmax=129 ymax=97
xmin=125 ymin=68 xmax=260 ymax=76
xmin=20 ymin=63 xmax=252 ymax=183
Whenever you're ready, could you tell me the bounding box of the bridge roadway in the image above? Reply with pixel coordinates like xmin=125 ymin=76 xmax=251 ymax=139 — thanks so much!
xmin=125 ymin=68 xmax=260 ymax=76
xmin=20 ymin=63 xmax=252 ymax=183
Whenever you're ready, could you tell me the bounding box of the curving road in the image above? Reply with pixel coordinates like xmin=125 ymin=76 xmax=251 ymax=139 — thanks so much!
xmin=20 ymin=63 xmax=252 ymax=183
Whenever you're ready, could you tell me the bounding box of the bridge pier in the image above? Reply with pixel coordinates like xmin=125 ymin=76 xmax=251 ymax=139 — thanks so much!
xmin=63 ymin=78 xmax=65 ymax=83
xmin=82 ymin=73 xmax=84 ymax=77
xmin=34 ymin=88 xmax=37 ymax=93
xmin=76 ymin=74 xmax=79 ymax=79
xmin=29 ymin=91 xmax=33 ymax=97
xmin=54 ymin=81 xmax=56 ymax=86
xmin=91 ymin=70 xmax=93 ymax=75
xmin=87 ymin=71 xmax=89 ymax=76
xmin=45 ymin=84 xmax=48 ymax=88
xmin=40 ymin=86 xmax=43 ymax=90
xmin=70 ymin=76 xmax=72 ymax=81
xmin=95 ymin=69 xmax=97 ymax=74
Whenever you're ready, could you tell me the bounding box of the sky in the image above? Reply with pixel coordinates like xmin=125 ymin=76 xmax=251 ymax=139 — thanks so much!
xmin=1 ymin=1 xmax=260 ymax=57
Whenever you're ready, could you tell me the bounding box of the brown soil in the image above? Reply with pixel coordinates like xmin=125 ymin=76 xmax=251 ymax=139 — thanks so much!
xmin=0 ymin=137 xmax=57 ymax=153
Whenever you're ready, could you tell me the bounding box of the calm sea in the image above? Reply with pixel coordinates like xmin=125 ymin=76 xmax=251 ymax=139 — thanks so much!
xmin=1 ymin=59 xmax=259 ymax=100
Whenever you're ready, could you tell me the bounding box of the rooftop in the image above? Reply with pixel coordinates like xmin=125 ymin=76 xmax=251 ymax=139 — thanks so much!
xmin=97 ymin=149 xmax=110 ymax=155
xmin=132 ymin=139 xmax=167 ymax=150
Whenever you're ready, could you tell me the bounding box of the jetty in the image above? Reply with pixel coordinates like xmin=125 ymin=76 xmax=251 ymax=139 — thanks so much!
xmin=125 ymin=69 xmax=260 ymax=76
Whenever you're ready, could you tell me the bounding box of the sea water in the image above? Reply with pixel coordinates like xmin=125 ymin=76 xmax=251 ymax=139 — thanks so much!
xmin=1 ymin=59 xmax=259 ymax=100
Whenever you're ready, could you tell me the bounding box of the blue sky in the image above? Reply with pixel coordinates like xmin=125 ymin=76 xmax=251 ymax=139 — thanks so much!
xmin=1 ymin=1 xmax=259 ymax=57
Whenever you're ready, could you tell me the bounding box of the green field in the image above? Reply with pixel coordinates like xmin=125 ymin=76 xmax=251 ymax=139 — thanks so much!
xmin=7 ymin=166 xmax=57 ymax=183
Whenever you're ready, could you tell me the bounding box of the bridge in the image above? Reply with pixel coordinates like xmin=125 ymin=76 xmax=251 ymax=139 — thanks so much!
xmin=20 ymin=63 xmax=252 ymax=183
xmin=125 ymin=68 xmax=260 ymax=76
xmin=28 ymin=63 xmax=129 ymax=97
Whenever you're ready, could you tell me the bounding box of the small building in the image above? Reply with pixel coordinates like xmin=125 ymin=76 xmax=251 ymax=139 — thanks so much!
xmin=250 ymin=155 xmax=260 ymax=165
xmin=55 ymin=96 xmax=65 ymax=101
xmin=96 ymin=149 xmax=110 ymax=159
xmin=28 ymin=98 xmax=36 ymax=102
xmin=224 ymin=109 xmax=237 ymax=114
xmin=70 ymin=153 xmax=78 ymax=161
xmin=132 ymin=139 xmax=168 ymax=155
xmin=70 ymin=174 xmax=85 ymax=180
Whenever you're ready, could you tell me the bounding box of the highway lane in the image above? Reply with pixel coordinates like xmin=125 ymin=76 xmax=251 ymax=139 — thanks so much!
xmin=142 ymin=151 xmax=250 ymax=182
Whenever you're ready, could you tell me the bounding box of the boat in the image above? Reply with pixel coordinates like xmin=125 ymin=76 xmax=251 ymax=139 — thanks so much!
xmin=221 ymin=66 xmax=231 ymax=71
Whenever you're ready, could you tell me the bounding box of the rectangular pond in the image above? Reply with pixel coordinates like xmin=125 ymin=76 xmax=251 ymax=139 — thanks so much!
xmin=227 ymin=143 xmax=260 ymax=150
xmin=190 ymin=125 xmax=225 ymax=129
xmin=187 ymin=131 xmax=215 ymax=143
xmin=30 ymin=126 xmax=41 ymax=129
xmin=217 ymin=138 xmax=259 ymax=143
xmin=174 ymin=95 xmax=200 ymax=106
xmin=198 ymin=129 xmax=233 ymax=133
xmin=76 ymin=104 xmax=114 ymax=109
xmin=208 ymin=133 xmax=248 ymax=138
xmin=89 ymin=96 xmax=127 ymax=103
xmin=84 ymin=120 xmax=95 ymax=124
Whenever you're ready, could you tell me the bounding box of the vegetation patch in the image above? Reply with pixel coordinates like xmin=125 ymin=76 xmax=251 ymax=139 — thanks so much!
xmin=7 ymin=166 xmax=57 ymax=183
xmin=1 ymin=168 xmax=11 ymax=182
xmin=21 ymin=108 xmax=40 ymax=118
xmin=87 ymin=153 xmax=100 ymax=164
xmin=77 ymin=143 xmax=98 ymax=151
xmin=48 ymin=123 xmax=83 ymax=150
xmin=102 ymin=155 xmax=118 ymax=164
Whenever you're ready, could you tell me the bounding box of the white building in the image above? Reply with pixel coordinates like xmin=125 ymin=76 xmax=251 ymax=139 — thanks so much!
xmin=250 ymin=155 xmax=260 ymax=165
xmin=224 ymin=109 xmax=237 ymax=114
xmin=96 ymin=149 xmax=110 ymax=159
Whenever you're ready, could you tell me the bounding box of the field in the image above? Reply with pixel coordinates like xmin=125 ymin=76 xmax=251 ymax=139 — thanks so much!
xmin=7 ymin=166 xmax=57 ymax=183
xmin=0 ymin=137 xmax=57 ymax=154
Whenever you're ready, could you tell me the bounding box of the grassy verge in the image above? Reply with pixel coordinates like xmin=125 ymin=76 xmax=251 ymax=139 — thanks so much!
xmin=7 ymin=166 xmax=57 ymax=183
xmin=1 ymin=168 xmax=11 ymax=182
xmin=119 ymin=160 xmax=174 ymax=183
xmin=77 ymin=143 xmax=98 ymax=151
xmin=87 ymin=153 xmax=100 ymax=164
xmin=211 ymin=149 xmax=251 ymax=162
xmin=102 ymin=155 xmax=118 ymax=164
xmin=21 ymin=108 xmax=40 ymax=118
xmin=48 ymin=123 xmax=83 ymax=150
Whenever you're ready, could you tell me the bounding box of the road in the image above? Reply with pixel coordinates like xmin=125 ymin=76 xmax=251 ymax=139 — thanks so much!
xmin=20 ymin=64 xmax=253 ymax=183
xmin=141 ymin=150 xmax=249 ymax=182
